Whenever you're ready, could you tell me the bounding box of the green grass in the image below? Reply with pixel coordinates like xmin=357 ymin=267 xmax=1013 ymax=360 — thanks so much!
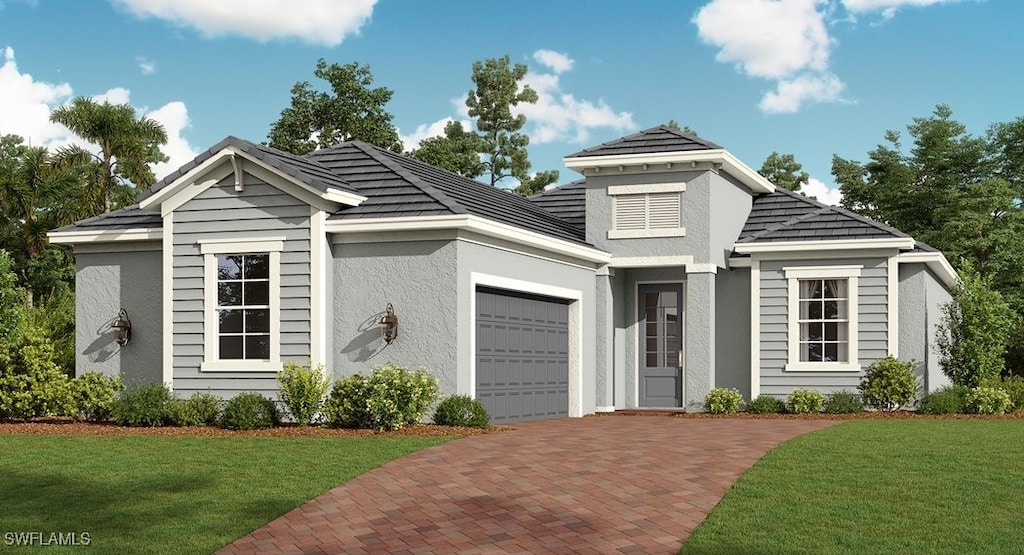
xmin=681 ymin=420 xmax=1024 ymax=554
xmin=0 ymin=435 xmax=448 ymax=554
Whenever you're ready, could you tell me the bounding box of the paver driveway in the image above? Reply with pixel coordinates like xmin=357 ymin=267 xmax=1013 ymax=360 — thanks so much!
xmin=219 ymin=416 xmax=837 ymax=554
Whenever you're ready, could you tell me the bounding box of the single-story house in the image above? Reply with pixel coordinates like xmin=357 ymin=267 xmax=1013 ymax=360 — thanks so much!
xmin=49 ymin=125 xmax=956 ymax=422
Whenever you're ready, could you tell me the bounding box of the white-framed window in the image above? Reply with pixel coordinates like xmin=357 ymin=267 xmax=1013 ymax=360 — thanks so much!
xmin=199 ymin=237 xmax=284 ymax=372
xmin=784 ymin=265 xmax=861 ymax=372
xmin=607 ymin=182 xmax=686 ymax=239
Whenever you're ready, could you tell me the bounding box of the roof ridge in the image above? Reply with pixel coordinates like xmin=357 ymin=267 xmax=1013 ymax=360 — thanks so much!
xmin=568 ymin=125 xmax=721 ymax=158
xmin=528 ymin=179 xmax=585 ymax=200
xmin=349 ymin=141 xmax=467 ymax=215
xmin=772 ymin=187 xmax=909 ymax=238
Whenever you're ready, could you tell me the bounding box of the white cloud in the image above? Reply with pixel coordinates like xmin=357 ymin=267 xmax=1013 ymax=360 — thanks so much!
xmin=112 ymin=0 xmax=377 ymax=46
xmin=800 ymin=177 xmax=843 ymax=206
xmin=518 ymin=64 xmax=635 ymax=145
xmin=842 ymin=0 xmax=961 ymax=19
xmin=136 ymin=56 xmax=155 ymax=75
xmin=398 ymin=117 xmax=472 ymax=151
xmin=532 ymin=49 xmax=574 ymax=74
xmin=694 ymin=0 xmax=842 ymax=113
xmin=759 ymin=73 xmax=846 ymax=114
xmin=0 ymin=46 xmax=197 ymax=181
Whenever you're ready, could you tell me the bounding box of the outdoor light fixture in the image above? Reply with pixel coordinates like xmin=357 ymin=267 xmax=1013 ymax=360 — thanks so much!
xmin=111 ymin=308 xmax=132 ymax=346
xmin=379 ymin=303 xmax=398 ymax=344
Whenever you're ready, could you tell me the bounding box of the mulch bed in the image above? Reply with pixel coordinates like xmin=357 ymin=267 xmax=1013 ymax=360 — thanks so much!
xmin=0 ymin=418 xmax=514 ymax=437
xmin=598 ymin=411 xmax=1024 ymax=420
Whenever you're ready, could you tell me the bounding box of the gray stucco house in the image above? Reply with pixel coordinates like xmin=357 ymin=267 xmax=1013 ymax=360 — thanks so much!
xmin=49 ymin=126 xmax=956 ymax=422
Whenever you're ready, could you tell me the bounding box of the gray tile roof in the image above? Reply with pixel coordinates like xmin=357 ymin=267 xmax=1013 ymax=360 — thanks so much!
xmin=738 ymin=188 xmax=909 ymax=243
xmin=138 ymin=136 xmax=361 ymax=202
xmin=566 ymin=125 xmax=721 ymax=158
xmin=50 ymin=204 xmax=162 ymax=233
xmin=310 ymin=142 xmax=588 ymax=244
xmin=528 ymin=180 xmax=586 ymax=233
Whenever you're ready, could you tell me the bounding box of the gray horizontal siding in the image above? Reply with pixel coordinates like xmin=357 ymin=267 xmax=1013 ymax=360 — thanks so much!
xmin=172 ymin=172 xmax=312 ymax=395
xmin=758 ymin=257 xmax=890 ymax=396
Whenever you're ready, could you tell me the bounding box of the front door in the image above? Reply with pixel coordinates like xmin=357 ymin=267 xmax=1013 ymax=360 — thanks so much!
xmin=639 ymin=283 xmax=683 ymax=407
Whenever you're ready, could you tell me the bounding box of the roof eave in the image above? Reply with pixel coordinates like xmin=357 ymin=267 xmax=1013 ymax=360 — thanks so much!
xmin=564 ymin=149 xmax=775 ymax=194
xmin=733 ymin=237 xmax=916 ymax=254
xmin=47 ymin=228 xmax=163 ymax=244
xmin=896 ymin=251 xmax=959 ymax=289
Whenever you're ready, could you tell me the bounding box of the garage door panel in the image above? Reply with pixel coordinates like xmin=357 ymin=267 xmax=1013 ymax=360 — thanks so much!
xmin=476 ymin=288 xmax=569 ymax=423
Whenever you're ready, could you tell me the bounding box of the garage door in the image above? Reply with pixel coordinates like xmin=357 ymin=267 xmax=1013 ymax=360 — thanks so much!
xmin=475 ymin=287 xmax=569 ymax=423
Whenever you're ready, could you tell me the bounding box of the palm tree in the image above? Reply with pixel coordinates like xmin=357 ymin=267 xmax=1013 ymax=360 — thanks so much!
xmin=50 ymin=97 xmax=168 ymax=215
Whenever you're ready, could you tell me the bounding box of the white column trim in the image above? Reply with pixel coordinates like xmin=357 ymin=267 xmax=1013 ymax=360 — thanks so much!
xmin=888 ymin=255 xmax=899 ymax=358
xmin=162 ymin=212 xmax=174 ymax=389
xmin=310 ymin=207 xmax=328 ymax=366
xmin=750 ymin=258 xmax=760 ymax=399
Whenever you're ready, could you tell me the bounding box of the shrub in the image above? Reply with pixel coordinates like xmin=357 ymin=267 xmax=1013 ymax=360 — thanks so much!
xmin=325 ymin=364 xmax=439 ymax=431
xmin=220 ymin=392 xmax=280 ymax=430
xmin=859 ymin=356 xmax=918 ymax=412
xmin=433 ymin=395 xmax=489 ymax=428
xmin=823 ymin=390 xmax=865 ymax=414
xmin=966 ymin=386 xmax=1012 ymax=415
xmin=276 ymin=361 xmax=330 ymax=426
xmin=112 ymin=383 xmax=173 ymax=427
xmin=936 ymin=262 xmax=1013 ymax=387
xmin=918 ymin=385 xmax=971 ymax=414
xmin=0 ymin=326 xmax=74 ymax=420
xmin=746 ymin=395 xmax=785 ymax=414
xmin=704 ymin=388 xmax=743 ymax=414
xmin=168 ymin=392 xmax=221 ymax=427
xmin=69 ymin=372 xmax=124 ymax=421
xmin=999 ymin=376 xmax=1024 ymax=412
xmin=787 ymin=389 xmax=825 ymax=414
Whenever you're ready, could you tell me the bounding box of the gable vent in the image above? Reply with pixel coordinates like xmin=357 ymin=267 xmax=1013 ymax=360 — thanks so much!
xmin=614 ymin=193 xmax=680 ymax=230
xmin=614 ymin=194 xmax=647 ymax=230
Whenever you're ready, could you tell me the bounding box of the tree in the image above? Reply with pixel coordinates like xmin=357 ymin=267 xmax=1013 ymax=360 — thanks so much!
xmin=466 ymin=56 xmax=556 ymax=189
xmin=936 ymin=262 xmax=1014 ymax=387
xmin=50 ymin=98 xmax=168 ymax=215
xmin=665 ymin=120 xmax=699 ymax=136
xmin=514 ymin=170 xmax=560 ymax=196
xmin=0 ymin=139 xmax=79 ymax=305
xmin=409 ymin=121 xmax=486 ymax=178
xmin=759 ymin=151 xmax=809 ymax=191
xmin=268 ymin=59 xmax=402 ymax=155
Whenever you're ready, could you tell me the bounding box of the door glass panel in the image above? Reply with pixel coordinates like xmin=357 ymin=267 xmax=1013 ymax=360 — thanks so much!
xmin=642 ymin=286 xmax=682 ymax=369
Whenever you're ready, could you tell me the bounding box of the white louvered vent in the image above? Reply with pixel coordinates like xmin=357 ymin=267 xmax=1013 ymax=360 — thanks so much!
xmin=614 ymin=194 xmax=647 ymax=230
xmin=647 ymin=193 xmax=681 ymax=229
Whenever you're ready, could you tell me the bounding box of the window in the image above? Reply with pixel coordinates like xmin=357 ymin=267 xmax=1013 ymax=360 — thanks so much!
xmin=199 ymin=238 xmax=283 ymax=372
xmin=607 ymin=183 xmax=686 ymax=239
xmin=784 ymin=266 xmax=861 ymax=372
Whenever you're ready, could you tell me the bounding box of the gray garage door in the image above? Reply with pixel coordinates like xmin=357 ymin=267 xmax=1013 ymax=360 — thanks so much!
xmin=475 ymin=287 xmax=569 ymax=423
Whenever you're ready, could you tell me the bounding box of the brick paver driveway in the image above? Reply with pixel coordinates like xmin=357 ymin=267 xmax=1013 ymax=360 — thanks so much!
xmin=220 ymin=416 xmax=837 ymax=554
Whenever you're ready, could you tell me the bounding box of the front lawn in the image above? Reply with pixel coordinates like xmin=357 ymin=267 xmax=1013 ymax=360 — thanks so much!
xmin=681 ymin=420 xmax=1024 ymax=554
xmin=0 ymin=434 xmax=448 ymax=554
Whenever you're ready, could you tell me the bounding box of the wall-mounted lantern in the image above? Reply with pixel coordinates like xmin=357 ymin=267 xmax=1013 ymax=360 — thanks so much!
xmin=111 ymin=308 xmax=132 ymax=346
xmin=379 ymin=303 xmax=398 ymax=344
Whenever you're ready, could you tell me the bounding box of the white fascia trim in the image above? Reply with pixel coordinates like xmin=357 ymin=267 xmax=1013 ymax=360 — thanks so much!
xmin=162 ymin=212 xmax=174 ymax=388
xmin=686 ymin=263 xmax=718 ymax=274
xmin=469 ymin=272 xmax=584 ymax=418
xmin=140 ymin=146 xmax=367 ymax=211
xmin=608 ymin=227 xmax=686 ymax=239
xmin=325 ymin=214 xmax=611 ymax=265
xmin=47 ymin=228 xmax=162 ymax=244
xmin=610 ymin=255 xmax=693 ymax=268
xmin=734 ymin=238 xmax=915 ymax=254
xmin=607 ymin=182 xmax=686 ymax=195
xmin=750 ymin=259 xmax=761 ymax=399
xmin=896 ymin=251 xmax=958 ymax=289
xmin=888 ymin=256 xmax=899 ymax=358
xmin=565 ymin=149 xmax=775 ymax=194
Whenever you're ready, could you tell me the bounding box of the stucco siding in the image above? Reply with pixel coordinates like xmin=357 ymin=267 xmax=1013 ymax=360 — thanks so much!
xmin=75 ymin=249 xmax=162 ymax=385
xmin=456 ymin=240 xmax=597 ymax=417
xmin=758 ymin=257 xmax=890 ymax=396
xmin=331 ymin=239 xmax=459 ymax=394
xmin=171 ymin=173 xmax=311 ymax=398
xmin=708 ymin=173 xmax=753 ymax=268
xmin=899 ymin=263 xmax=952 ymax=392
xmin=715 ymin=268 xmax=751 ymax=399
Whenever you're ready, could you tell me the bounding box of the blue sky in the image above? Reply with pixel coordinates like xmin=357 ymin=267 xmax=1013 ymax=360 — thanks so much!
xmin=0 ymin=0 xmax=1020 ymax=204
